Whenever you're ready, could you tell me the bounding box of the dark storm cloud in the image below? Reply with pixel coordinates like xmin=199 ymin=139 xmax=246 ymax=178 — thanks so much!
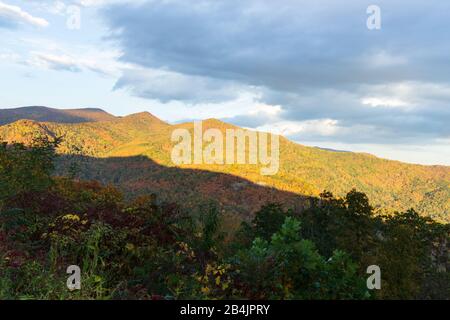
xmin=102 ymin=0 xmax=450 ymax=144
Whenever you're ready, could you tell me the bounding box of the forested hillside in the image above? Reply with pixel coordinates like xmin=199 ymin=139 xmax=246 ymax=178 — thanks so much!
xmin=0 ymin=106 xmax=115 ymax=125
xmin=0 ymin=108 xmax=448 ymax=223
xmin=0 ymin=139 xmax=448 ymax=299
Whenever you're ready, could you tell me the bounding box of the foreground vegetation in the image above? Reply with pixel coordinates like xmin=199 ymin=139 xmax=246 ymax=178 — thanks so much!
xmin=0 ymin=139 xmax=448 ymax=299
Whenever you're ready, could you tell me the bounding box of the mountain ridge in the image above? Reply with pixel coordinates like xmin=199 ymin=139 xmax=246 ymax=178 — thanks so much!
xmin=0 ymin=106 xmax=448 ymax=222
xmin=0 ymin=106 xmax=116 ymax=125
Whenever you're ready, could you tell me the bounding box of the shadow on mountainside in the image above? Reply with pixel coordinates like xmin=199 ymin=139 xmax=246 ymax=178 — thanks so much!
xmin=57 ymin=154 xmax=313 ymax=222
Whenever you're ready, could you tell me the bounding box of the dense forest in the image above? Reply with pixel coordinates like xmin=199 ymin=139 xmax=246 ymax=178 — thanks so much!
xmin=0 ymin=112 xmax=448 ymax=223
xmin=1 ymin=138 xmax=448 ymax=299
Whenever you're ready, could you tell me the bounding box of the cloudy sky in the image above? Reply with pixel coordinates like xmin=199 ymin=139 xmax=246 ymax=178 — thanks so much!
xmin=1 ymin=0 xmax=449 ymax=165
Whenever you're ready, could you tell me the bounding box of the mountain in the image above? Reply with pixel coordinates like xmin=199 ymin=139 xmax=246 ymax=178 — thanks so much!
xmin=0 ymin=106 xmax=115 ymax=125
xmin=315 ymin=147 xmax=350 ymax=153
xmin=0 ymin=107 xmax=449 ymax=223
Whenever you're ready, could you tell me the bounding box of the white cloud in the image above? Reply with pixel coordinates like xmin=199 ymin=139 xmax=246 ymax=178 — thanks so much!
xmin=28 ymin=52 xmax=82 ymax=72
xmin=27 ymin=49 xmax=123 ymax=76
xmin=114 ymin=66 xmax=256 ymax=103
xmin=76 ymin=0 xmax=131 ymax=7
xmin=36 ymin=0 xmax=136 ymax=10
xmin=0 ymin=51 xmax=20 ymax=62
xmin=361 ymin=97 xmax=410 ymax=108
xmin=44 ymin=1 xmax=66 ymax=15
xmin=366 ymin=51 xmax=408 ymax=68
xmin=256 ymin=119 xmax=341 ymax=137
xmin=0 ymin=1 xmax=49 ymax=27
xmin=248 ymin=104 xmax=282 ymax=117
xmin=360 ymin=81 xmax=450 ymax=110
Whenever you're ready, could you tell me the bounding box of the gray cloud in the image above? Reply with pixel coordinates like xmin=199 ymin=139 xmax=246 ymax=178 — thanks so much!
xmin=114 ymin=67 xmax=251 ymax=103
xmin=28 ymin=52 xmax=83 ymax=72
xmin=101 ymin=0 xmax=450 ymax=144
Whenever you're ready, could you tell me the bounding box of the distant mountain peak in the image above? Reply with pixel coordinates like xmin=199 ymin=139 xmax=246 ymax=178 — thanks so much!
xmin=315 ymin=147 xmax=351 ymax=153
xmin=0 ymin=106 xmax=115 ymax=125
xmin=124 ymin=111 xmax=154 ymax=118
xmin=121 ymin=111 xmax=169 ymax=126
xmin=174 ymin=118 xmax=239 ymax=131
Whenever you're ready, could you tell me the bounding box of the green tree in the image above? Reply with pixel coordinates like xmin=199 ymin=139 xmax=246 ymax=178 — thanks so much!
xmin=231 ymin=217 xmax=368 ymax=299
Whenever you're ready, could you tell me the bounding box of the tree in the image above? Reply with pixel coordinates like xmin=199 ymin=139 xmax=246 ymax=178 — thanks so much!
xmin=0 ymin=137 xmax=60 ymax=207
xmin=231 ymin=217 xmax=368 ymax=299
xmin=253 ymin=203 xmax=289 ymax=241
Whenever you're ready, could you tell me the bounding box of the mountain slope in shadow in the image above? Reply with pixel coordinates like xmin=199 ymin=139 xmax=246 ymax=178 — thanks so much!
xmin=57 ymin=154 xmax=311 ymax=228
xmin=0 ymin=107 xmax=449 ymax=222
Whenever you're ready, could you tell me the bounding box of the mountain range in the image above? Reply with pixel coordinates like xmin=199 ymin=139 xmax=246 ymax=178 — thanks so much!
xmin=0 ymin=106 xmax=116 ymax=125
xmin=0 ymin=106 xmax=448 ymax=223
